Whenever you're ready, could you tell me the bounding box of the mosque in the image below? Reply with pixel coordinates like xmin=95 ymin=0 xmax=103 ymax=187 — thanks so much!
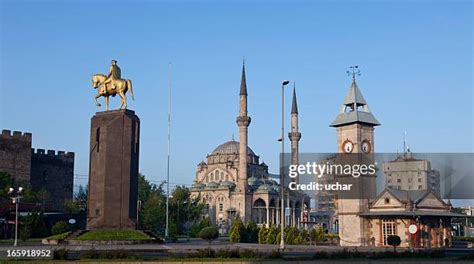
xmin=190 ymin=64 xmax=310 ymax=232
xmin=190 ymin=63 xmax=465 ymax=247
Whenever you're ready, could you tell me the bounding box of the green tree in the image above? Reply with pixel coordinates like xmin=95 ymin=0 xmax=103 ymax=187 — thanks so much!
xmin=191 ymin=217 xmax=211 ymax=237
xmin=19 ymin=225 xmax=31 ymax=242
xmin=285 ymin=226 xmax=299 ymax=244
xmin=51 ymin=221 xmax=68 ymax=235
xmin=275 ymin=227 xmax=281 ymax=245
xmin=309 ymin=226 xmax=325 ymax=245
xmin=170 ymin=185 xmax=193 ymax=235
xmin=387 ymin=235 xmax=401 ymax=252
xmin=258 ymin=225 xmax=268 ymax=244
xmin=0 ymin=172 xmax=13 ymax=204
xmin=199 ymin=226 xmax=219 ymax=256
xmin=266 ymin=225 xmax=277 ymax=244
xmin=245 ymin=221 xmax=259 ymax=243
xmin=141 ymin=187 xmax=166 ymax=233
xmin=22 ymin=212 xmax=48 ymax=238
xmin=229 ymin=217 xmax=243 ymax=243
xmin=65 ymin=185 xmax=88 ymax=214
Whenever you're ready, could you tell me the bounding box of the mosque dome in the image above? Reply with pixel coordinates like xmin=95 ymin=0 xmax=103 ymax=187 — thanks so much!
xmin=211 ymin=140 xmax=256 ymax=156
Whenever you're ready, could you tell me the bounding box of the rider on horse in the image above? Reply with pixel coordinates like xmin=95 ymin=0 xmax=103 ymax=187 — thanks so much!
xmin=103 ymin=60 xmax=121 ymax=92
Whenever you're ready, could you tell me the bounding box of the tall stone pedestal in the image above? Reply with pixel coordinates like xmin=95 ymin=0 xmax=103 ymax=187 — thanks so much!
xmin=87 ymin=109 xmax=139 ymax=230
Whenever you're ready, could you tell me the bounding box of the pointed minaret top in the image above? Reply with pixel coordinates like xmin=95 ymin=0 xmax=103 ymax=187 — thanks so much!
xmin=240 ymin=61 xmax=247 ymax=96
xmin=291 ymin=83 xmax=298 ymax=114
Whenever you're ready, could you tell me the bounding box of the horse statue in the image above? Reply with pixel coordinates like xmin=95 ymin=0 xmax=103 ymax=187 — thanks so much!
xmin=92 ymin=74 xmax=134 ymax=111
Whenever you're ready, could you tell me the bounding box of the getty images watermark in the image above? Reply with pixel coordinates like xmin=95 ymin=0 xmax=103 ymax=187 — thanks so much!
xmin=281 ymin=153 xmax=474 ymax=199
xmin=288 ymin=160 xmax=377 ymax=191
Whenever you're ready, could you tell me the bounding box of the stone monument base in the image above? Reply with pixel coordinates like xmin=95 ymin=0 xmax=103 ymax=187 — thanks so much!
xmin=87 ymin=109 xmax=140 ymax=230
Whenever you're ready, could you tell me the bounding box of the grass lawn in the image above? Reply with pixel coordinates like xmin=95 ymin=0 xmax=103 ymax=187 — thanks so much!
xmin=43 ymin=231 xmax=71 ymax=241
xmin=76 ymin=230 xmax=152 ymax=241
xmin=0 ymin=238 xmax=42 ymax=244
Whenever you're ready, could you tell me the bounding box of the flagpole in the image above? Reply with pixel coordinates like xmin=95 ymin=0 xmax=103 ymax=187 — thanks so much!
xmin=165 ymin=63 xmax=172 ymax=241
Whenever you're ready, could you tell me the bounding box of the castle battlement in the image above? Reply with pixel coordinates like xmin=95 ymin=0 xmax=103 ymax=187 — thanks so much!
xmin=31 ymin=148 xmax=75 ymax=161
xmin=1 ymin=129 xmax=32 ymax=141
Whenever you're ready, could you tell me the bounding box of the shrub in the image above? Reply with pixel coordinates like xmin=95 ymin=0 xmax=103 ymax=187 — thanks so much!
xmin=275 ymin=228 xmax=281 ymax=245
xmin=199 ymin=226 xmax=219 ymax=256
xmin=229 ymin=217 xmax=242 ymax=243
xmin=199 ymin=226 xmax=219 ymax=243
xmin=239 ymin=249 xmax=259 ymax=258
xmin=244 ymin=221 xmax=259 ymax=243
xmin=53 ymin=249 xmax=68 ymax=260
xmin=312 ymin=251 xmax=328 ymax=259
xmin=258 ymin=225 xmax=268 ymax=244
xmin=190 ymin=217 xmax=211 ymax=238
xmin=268 ymin=250 xmax=281 ymax=259
xmin=309 ymin=226 xmax=325 ymax=245
xmin=387 ymin=235 xmax=401 ymax=252
xmin=19 ymin=225 xmax=31 ymax=241
xmin=266 ymin=225 xmax=277 ymax=244
xmin=51 ymin=221 xmax=68 ymax=235
xmin=215 ymin=248 xmax=240 ymax=258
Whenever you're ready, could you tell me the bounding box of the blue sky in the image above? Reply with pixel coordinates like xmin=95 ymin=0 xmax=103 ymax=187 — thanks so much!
xmin=1 ymin=0 xmax=472 ymax=191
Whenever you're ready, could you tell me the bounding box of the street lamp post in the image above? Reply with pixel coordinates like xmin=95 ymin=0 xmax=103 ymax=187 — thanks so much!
xmin=8 ymin=187 xmax=23 ymax=247
xmin=279 ymin=80 xmax=290 ymax=250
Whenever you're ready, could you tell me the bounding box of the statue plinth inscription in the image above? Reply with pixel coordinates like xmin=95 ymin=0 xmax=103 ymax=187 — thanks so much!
xmin=87 ymin=109 xmax=139 ymax=230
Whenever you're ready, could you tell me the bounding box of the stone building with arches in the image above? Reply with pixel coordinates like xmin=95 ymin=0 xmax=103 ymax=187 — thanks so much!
xmin=190 ymin=64 xmax=310 ymax=232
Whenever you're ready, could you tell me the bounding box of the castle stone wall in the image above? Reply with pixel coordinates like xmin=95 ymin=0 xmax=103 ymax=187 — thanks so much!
xmin=31 ymin=149 xmax=74 ymax=211
xmin=0 ymin=129 xmax=32 ymax=183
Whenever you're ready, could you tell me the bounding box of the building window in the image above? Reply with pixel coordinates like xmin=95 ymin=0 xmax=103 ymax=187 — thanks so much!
xmin=418 ymin=178 xmax=422 ymax=183
xmin=418 ymin=185 xmax=422 ymax=189
xmin=219 ymin=203 xmax=223 ymax=212
xmin=387 ymin=179 xmax=391 ymax=183
xmin=384 ymin=198 xmax=390 ymax=204
xmin=397 ymin=179 xmax=401 ymax=183
xmin=382 ymin=219 xmax=396 ymax=245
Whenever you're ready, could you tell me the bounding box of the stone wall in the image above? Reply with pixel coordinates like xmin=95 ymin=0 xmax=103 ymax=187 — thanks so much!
xmin=31 ymin=149 xmax=74 ymax=211
xmin=0 ymin=129 xmax=32 ymax=183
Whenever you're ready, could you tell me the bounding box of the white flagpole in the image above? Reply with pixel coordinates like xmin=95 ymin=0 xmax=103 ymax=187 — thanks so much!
xmin=165 ymin=63 xmax=172 ymax=241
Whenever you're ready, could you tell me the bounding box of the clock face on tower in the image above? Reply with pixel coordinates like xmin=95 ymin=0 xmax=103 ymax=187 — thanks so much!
xmin=361 ymin=140 xmax=372 ymax=153
xmin=342 ymin=139 xmax=354 ymax=153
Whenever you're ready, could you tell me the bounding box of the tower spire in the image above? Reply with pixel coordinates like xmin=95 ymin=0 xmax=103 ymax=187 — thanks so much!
xmin=240 ymin=61 xmax=247 ymax=96
xmin=330 ymin=66 xmax=380 ymax=127
xmin=291 ymin=83 xmax=298 ymax=114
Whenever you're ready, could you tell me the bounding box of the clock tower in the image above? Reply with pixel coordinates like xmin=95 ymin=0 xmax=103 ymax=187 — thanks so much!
xmin=330 ymin=68 xmax=380 ymax=246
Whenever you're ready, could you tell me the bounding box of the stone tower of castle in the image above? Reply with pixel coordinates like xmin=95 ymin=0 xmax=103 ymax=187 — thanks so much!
xmin=288 ymin=86 xmax=301 ymax=183
xmin=330 ymin=76 xmax=380 ymax=246
xmin=235 ymin=62 xmax=252 ymax=222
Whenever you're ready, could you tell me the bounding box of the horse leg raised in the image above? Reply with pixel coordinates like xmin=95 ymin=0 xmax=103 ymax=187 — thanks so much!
xmin=94 ymin=93 xmax=102 ymax=107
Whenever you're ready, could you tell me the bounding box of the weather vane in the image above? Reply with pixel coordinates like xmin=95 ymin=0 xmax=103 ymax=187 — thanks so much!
xmin=346 ymin=65 xmax=361 ymax=80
